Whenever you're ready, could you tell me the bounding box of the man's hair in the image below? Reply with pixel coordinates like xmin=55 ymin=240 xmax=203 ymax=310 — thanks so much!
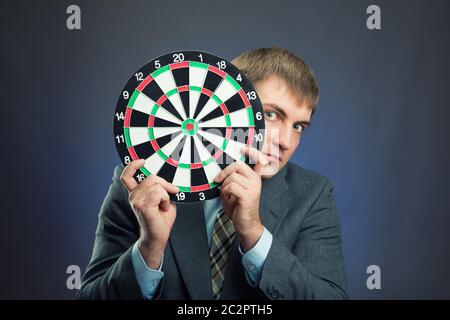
xmin=232 ymin=47 xmax=319 ymax=114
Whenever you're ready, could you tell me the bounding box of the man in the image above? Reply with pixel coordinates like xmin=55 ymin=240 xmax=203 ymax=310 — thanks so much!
xmin=77 ymin=47 xmax=348 ymax=300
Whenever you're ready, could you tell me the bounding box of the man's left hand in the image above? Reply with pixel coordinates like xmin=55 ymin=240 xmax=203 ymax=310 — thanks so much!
xmin=214 ymin=146 xmax=270 ymax=252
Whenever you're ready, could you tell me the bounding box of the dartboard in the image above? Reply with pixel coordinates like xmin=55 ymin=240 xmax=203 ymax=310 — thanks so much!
xmin=113 ymin=50 xmax=265 ymax=203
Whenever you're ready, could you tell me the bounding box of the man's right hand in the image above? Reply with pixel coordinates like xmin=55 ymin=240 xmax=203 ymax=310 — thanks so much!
xmin=120 ymin=159 xmax=179 ymax=269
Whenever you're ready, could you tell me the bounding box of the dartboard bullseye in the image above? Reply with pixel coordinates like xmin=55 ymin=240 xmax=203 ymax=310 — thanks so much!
xmin=113 ymin=51 xmax=265 ymax=203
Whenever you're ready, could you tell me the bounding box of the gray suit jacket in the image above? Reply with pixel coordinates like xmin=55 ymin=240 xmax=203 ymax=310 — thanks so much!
xmin=77 ymin=162 xmax=348 ymax=300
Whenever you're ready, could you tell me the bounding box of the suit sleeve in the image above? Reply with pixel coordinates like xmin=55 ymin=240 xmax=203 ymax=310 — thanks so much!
xmin=258 ymin=179 xmax=349 ymax=300
xmin=76 ymin=165 xmax=162 ymax=300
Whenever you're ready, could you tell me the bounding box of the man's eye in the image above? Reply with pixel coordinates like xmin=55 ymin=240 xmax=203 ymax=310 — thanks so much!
xmin=264 ymin=111 xmax=277 ymax=120
xmin=293 ymin=124 xmax=304 ymax=133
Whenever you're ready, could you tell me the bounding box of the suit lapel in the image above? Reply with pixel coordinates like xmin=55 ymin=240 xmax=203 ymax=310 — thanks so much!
xmin=169 ymin=202 xmax=212 ymax=299
xmin=259 ymin=165 xmax=290 ymax=234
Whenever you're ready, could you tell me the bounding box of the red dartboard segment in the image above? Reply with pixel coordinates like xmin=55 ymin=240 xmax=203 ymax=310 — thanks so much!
xmin=207 ymin=65 xmax=227 ymax=78
xmin=201 ymin=87 xmax=214 ymax=97
xmin=225 ymin=127 xmax=232 ymax=139
xmin=147 ymin=115 xmax=155 ymax=127
xmin=178 ymin=85 xmax=189 ymax=93
xmin=166 ymin=158 xmax=179 ymax=167
xmin=190 ymin=163 xmax=203 ymax=169
xmin=191 ymin=183 xmax=211 ymax=192
xmin=124 ymin=108 xmax=132 ymax=127
xmin=136 ymin=75 xmax=154 ymax=92
xmin=170 ymin=61 xmax=189 ymax=70
xmin=150 ymin=139 xmax=160 ymax=152
xmin=219 ymin=103 xmax=229 ymax=115
xmin=156 ymin=94 xmax=168 ymax=106
xmin=113 ymin=50 xmax=265 ymax=203
xmin=128 ymin=146 xmax=139 ymax=161
xmin=247 ymin=126 xmax=255 ymax=145
xmin=238 ymin=89 xmax=252 ymax=107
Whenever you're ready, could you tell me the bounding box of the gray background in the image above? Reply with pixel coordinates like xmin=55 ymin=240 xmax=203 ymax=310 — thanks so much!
xmin=0 ymin=0 xmax=449 ymax=299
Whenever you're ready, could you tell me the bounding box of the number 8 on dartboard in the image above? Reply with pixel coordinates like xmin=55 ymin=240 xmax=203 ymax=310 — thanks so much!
xmin=113 ymin=50 xmax=265 ymax=203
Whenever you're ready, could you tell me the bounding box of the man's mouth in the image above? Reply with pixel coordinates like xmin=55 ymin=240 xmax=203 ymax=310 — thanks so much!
xmin=264 ymin=153 xmax=281 ymax=163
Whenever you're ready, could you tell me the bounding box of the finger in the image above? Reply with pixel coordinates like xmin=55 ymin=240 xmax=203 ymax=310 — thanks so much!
xmin=120 ymin=159 xmax=146 ymax=192
xmin=147 ymin=185 xmax=171 ymax=212
xmin=139 ymin=184 xmax=171 ymax=210
xmin=220 ymin=187 xmax=238 ymax=205
xmin=160 ymin=200 xmax=171 ymax=212
xmin=159 ymin=189 xmax=171 ymax=212
xmin=221 ymin=172 xmax=252 ymax=190
xmin=138 ymin=173 xmax=179 ymax=194
xmin=241 ymin=145 xmax=269 ymax=166
xmin=220 ymin=192 xmax=237 ymax=218
xmin=241 ymin=145 xmax=269 ymax=175
xmin=221 ymin=182 xmax=247 ymax=200
xmin=214 ymin=161 xmax=254 ymax=183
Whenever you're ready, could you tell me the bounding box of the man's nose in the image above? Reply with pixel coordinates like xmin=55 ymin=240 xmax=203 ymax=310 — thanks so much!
xmin=270 ymin=126 xmax=292 ymax=151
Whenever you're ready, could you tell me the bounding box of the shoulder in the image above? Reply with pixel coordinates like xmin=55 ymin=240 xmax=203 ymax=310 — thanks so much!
xmin=97 ymin=164 xmax=138 ymax=229
xmin=283 ymin=161 xmax=332 ymax=190
xmin=281 ymin=163 xmax=340 ymax=228
xmin=110 ymin=164 xmax=128 ymax=197
xmin=100 ymin=164 xmax=130 ymax=215
xmin=281 ymin=162 xmax=335 ymax=205
xmin=113 ymin=164 xmax=125 ymax=179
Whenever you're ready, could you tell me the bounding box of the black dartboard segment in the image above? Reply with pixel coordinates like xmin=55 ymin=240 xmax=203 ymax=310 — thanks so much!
xmin=113 ymin=50 xmax=265 ymax=203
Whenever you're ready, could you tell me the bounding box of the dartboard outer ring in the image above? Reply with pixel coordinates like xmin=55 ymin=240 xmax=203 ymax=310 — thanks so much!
xmin=113 ymin=50 xmax=265 ymax=203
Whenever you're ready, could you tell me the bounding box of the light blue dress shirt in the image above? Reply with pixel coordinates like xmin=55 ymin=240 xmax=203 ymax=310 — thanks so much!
xmin=131 ymin=197 xmax=273 ymax=299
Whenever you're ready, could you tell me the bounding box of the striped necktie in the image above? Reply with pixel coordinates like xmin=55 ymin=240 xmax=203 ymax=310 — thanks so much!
xmin=210 ymin=209 xmax=235 ymax=299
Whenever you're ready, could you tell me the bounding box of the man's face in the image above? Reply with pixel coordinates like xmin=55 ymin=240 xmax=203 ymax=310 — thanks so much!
xmin=254 ymin=75 xmax=313 ymax=178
